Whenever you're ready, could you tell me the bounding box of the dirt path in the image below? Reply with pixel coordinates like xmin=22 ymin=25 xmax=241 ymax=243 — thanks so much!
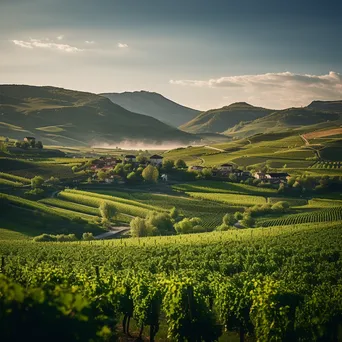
xmin=94 ymin=227 xmax=129 ymax=240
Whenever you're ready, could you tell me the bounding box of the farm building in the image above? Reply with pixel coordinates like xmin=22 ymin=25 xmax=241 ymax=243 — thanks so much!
xmin=253 ymin=172 xmax=267 ymax=180
xmin=265 ymin=172 xmax=290 ymax=184
xmin=24 ymin=136 xmax=36 ymax=143
xmin=189 ymin=165 xmax=204 ymax=172
xmin=219 ymin=163 xmax=235 ymax=172
xmin=124 ymin=155 xmax=136 ymax=163
xmin=150 ymin=155 xmax=163 ymax=166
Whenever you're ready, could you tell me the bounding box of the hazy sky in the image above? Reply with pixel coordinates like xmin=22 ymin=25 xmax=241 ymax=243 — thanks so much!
xmin=1 ymin=0 xmax=341 ymax=110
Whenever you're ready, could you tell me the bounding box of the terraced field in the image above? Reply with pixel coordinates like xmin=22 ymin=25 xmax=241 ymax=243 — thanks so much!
xmin=173 ymin=181 xmax=276 ymax=195
xmin=187 ymin=192 xmax=266 ymax=206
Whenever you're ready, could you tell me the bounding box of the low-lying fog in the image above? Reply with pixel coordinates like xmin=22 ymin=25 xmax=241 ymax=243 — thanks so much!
xmin=92 ymin=140 xmax=201 ymax=151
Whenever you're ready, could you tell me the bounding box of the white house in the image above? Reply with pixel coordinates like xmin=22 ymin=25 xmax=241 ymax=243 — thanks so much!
xmin=150 ymin=154 xmax=163 ymax=166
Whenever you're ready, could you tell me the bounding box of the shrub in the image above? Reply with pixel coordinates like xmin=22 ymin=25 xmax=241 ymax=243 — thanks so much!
xmin=31 ymin=176 xmax=44 ymax=189
xmin=175 ymin=159 xmax=187 ymax=169
xmin=82 ymin=232 xmax=95 ymax=241
xmin=33 ymin=234 xmax=57 ymax=242
xmin=241 ymin=214 xmax=255 ymax=228
xmin=142 ymin=165 xmax=159 ymax=183
xmin=56 ymin=234 xmax=78 ymax=242
xmin=271 ymin=201 xmax=290 ymax=213
xmin=174 ymin=217 xmax=203 ymax=234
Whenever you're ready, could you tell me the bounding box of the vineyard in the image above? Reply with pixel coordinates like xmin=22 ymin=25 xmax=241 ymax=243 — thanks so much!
xmin=258 ymin=206 xmax=342 ymax=227
xmin=311 ymin=161 xmax=342 ymax=169
xmin=0 ymin=222 xmax=341 ymax=341
xmin=187 ymin=192 xmax=267 ymax=206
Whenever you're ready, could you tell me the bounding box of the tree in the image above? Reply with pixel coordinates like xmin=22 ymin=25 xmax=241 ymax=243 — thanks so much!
xmin=162 ymin=159 xmax=174 ymax=172
xmin=31 ymin=176 xmax=44 ymax=189
xmin=202 ymin=168 xmax=212 ymax=179
xmin=145 ymin=212 xmax=175 ymax=235
xmin=127 ymin=171 xmax=138 ymax=183
xmin=97 ymin=170 xmax=107 ymax=181
xmin=36 ymin=141 xmax=43 ymax=149
xmin=241 ymin=214 xmax=255 ymax=228
xmin=229 ymin=174 xmax=238 ymax=182
xmin=175 ymin=159 xmax=187 ymax=169
xmin=82 ymin=232 xmax=95 ymax=241
xmin=142 ymin=165 xmax=159 ymax=183
xmin=223 ymin=213 xmax=237 ymax=226
xmin=234 ymin=211 xmax=243 ymax=220
xmin=170 ymin=207 xmax=180 ymax=221
xmin=113 ymin=163 xmax=125 ymax=176
xmin=99 ymin=202 xmax=117 ymax=222
xmin=137 ymin=155 xmax=148 ymax=164
xmin=174 ymin=217 xmax=203 ymax=234
xmin=130 ymin=217 xmax=151 ymax=237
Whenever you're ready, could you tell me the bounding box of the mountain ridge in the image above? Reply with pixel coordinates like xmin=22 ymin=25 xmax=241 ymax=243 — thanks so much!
xmin=100 ymin=90 xmax=199 ymax=127
xmin=180 ymin=102 xmax=273 ymax=134
xmin=0 ymin=85 xmax=198 ymax=146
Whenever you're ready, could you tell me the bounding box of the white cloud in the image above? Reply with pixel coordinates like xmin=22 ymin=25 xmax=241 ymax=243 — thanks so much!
xmin=85 ymin=40 xmax=95 ymax=44
xmin=117 ymin=42 xmax=128 ymax=48
xmin=11 ymin=38 xmax=83 ymax=53
xmin=57 ymin=35 xmax=64 ymax=40
xmin=170 ymin=71 xmax=342 ymax=108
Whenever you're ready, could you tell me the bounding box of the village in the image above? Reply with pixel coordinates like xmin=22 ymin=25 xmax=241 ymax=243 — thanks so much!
xmin=88 ymin=152 xmax=290 ymax=185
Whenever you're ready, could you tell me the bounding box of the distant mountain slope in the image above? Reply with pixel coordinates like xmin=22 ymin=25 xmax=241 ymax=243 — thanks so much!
xmin=225 ymin=107 xmax=342 ymax=138
xmin=180 ymin=102 xmax=272 ymax=134
xmin=100 ymin=91 xmax=199 ymax=127
xmin=0 ymin=85 xmax=198 ymax=146
xmin=307 ymin=100 xmax=342 ymax=113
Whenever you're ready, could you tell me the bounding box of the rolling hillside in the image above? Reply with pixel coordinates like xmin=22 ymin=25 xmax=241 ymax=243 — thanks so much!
xmin=307 ymin=100 xmax=342 ymax=113
xmin=100 ymin=91 xmax=199 ymax=127
xmin=180 ymin=102 xmax=272 ymax=134
xmin=225 ymin=107 xmax=342 ymax=138
xmin=0 ymin=85 xmax=198 ymax=146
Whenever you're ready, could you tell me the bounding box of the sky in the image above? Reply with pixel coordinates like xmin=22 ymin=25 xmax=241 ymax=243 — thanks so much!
xmin=0 ymin=0 xmax=341 ymax=110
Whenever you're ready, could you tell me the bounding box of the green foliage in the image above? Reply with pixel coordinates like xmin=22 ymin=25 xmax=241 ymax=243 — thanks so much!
xmin=24 ymin=187 xmax=45 ymax=198
xmin=130 ymin=217 xmax=156 ymax=237
xmin=0 ymin=221 xmax=341 ymax=341
xmin=241 ymin=214 xmax=255 ymax=228
xmin=82 ymin=232 xmax=95 ymax=241
xmin=142 ymin=165 xmax=159 ymax=183
xmin=175 ymin=159 xmax=187 ymax=169
xmin=174 ymin=217 xmax=203 ymax=234
xmin=162 ymin=159 xmax=174 ymax=172
xmin=0 ymin=275 xmax=115 ymax=341
xmin=31 ymin=175 xmax=44 ymax=189
xmin=99 ymin=201 xmax=117 ymax=222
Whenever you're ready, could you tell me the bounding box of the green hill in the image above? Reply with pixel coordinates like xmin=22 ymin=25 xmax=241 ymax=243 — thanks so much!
xmin=179 ymin=102 xmax=272 ymax=134
xmin=100 ymin=91 xmax=199 ymax=127
xmin=0 ymin=85 xmax=198 ymax=146
xmin=307 ymin=100 xmax=342 ymax=113
xmin=225 ymin=107 xmax=342 ymax=138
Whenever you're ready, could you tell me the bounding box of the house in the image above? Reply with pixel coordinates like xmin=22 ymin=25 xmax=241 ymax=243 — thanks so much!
xmin=265 ymin=172 xmax=290 ymax=184
xmin=150 ymin=155 xmax=163 ymax=166
xmin=189 ymin=165 xmax=204 ymax=172
xmin=219 ymin=163 xmax=235 ymax=172
xmin=253 ymin=172 xmax=267 ymax=180
xmin=124 ymin=155 xmax=136 ymax=163
xmin=232 ymin=169 xmax=243 ymax=177
xmin=24 ymin=136 xmax=36 ymax=144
